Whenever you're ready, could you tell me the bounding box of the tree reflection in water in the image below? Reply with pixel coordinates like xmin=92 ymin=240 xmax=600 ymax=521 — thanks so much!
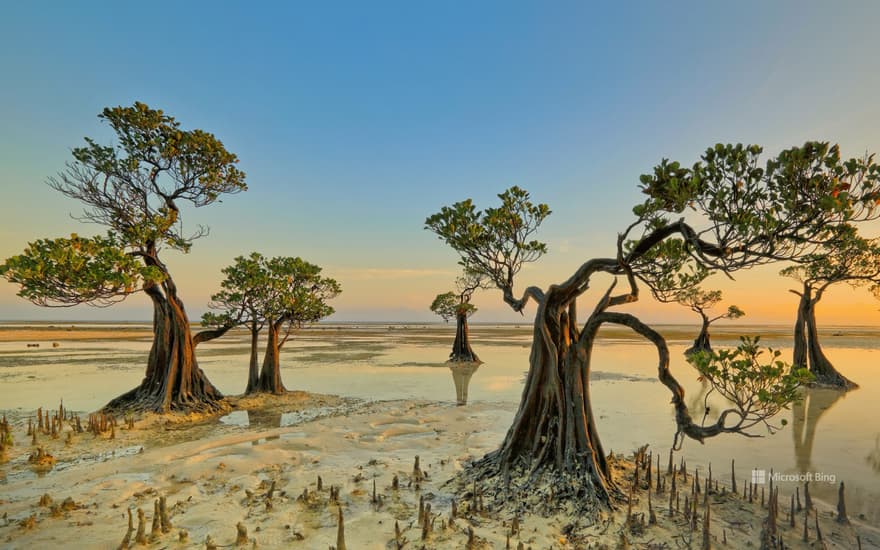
xmin=791 ymin=388 xmax=845 ymax=473
xmin=867 ymin=435 xmax=880 ymax=474
xmin=449 ymin=362 xmax=481 ymax=405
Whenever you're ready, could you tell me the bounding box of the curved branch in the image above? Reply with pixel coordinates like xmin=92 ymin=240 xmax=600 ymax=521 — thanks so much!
xmin=588 ymin=311 xmax=749 ymax=443
xmin=193 ymin=324 xmax=234 ymax=347
xmin=502 ymin=285 xmax=545 ymax=313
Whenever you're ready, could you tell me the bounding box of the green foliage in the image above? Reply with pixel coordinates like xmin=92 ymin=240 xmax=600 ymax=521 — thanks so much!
xmin=52 ymin=101 xmax=246 ymax=253
xmin=202 ymin=252 xmax=266 ymax=328
xmin=627 ymin=237 xmax=710 ymax=299
xmin=203 ymin=253 xmax=340 ymax=330
xmin=672 ymin=287 xmax=744 ymax=322
xmin=677 ymin=288 xmax=722 ymax=311
xmin=726 ymin=304 xmax=745 ymax=319
xmin=430 ymin=291 xmax=476 ymax=321
xmin=425 ymin=186 xmax=550 ymax=291
xmin=1 ymin=233 xmax=163 ymax=307
xmin=3 ymin=102 xmax=247 ymax=309
xmin=688 ymin=337 xmax=813 ymax=433
xmin=264 ymin=256 xmax=340 ymax=325
xmin=634 ymin=142 xmax=880 ymax=272
xmin=430 ymin=292 xmax=458 ymax=321
xmin=781 ymin=224 xmax=880 ymax=294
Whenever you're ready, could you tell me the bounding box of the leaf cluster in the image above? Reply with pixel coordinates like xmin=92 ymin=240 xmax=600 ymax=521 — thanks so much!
xmin=203 ymin=253 xmax=340 ymax=330
xmin=687 ymin=336 xmax=813 ymax=435
xmin=632 ymin=142 xmax=880 ymax=275
xmin=672 ymin=287 xmax=744 ymax=322
xmin=780 ymin=224 xmax=880 ymax=294
xmin=50 ymin=102 xmax=246 ymax=254
xmin=0 ymin=233 xmax=163 ymax=307
xmin=429 ymin=292 xmax=476 ymax=321
xmin=424 ymin=186 xmax=550 ymax=292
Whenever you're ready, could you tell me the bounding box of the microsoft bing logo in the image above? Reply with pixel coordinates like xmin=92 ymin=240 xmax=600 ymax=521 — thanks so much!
xmin=751 ymin=469 xmax=766 ymax=485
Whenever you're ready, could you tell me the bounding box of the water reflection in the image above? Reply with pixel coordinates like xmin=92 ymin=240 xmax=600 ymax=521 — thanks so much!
xmin=219 ymin=404 xmax=353 ymax=429
xmin=248 ymin=409 xmax=282 ymax=429
xmin=687 ymin=378 xmax=714 ymax=423
xmin=449 ymin=362 xmax=481 ymax=405
xmin=867 ymin=435 xmax=880 ymax=474
xmin=791 ymin=388 xmax=846 ymax=472
xmin=218 ymin=410 xmax=249 ymax=427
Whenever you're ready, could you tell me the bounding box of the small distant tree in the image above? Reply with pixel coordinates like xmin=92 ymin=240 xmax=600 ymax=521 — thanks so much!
xmin=430 ymin=270 xmax=487 ymax=362
xmin=204 ymin=254 xmax=340 ymax=394
xmin=201 ymin=253 xmax=266 ymax=393
xmin=781 ymin=226 xmax=880 ymax=389
xmin=673 ymin=288 xmax=744 ymax=354
xmin=426 ymin=143 xmax=880 ymax=513
xmin=1 ymin=103 xmax=246 ymax=413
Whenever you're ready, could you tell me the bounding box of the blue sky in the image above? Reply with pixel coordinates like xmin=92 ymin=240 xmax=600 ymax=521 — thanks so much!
xmin=2 ymin=2 xmax=880 ymax=323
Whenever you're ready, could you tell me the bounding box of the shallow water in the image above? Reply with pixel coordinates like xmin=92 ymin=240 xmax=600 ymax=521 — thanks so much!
xmin=1 ymin=322 xmax=879 ymax=525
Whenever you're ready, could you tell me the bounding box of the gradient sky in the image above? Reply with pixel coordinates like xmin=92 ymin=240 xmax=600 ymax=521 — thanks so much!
xmin=2 ymin=1 xmax=880 ymax=324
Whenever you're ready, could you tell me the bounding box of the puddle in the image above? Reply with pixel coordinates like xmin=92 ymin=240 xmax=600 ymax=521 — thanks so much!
xmin=219 ymin=410 xmax=250 ymax=427
xmin=219 ymin=402 xmax=370 ymax=429
xmin=251 ymin=435 xmax=280 ymax=446
xmin=0 ymin=445 xmax=144 ymax=483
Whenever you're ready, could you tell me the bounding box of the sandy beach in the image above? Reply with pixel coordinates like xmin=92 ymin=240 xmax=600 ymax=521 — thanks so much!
xmin=0 ymin=388 xmax=876 ymax=549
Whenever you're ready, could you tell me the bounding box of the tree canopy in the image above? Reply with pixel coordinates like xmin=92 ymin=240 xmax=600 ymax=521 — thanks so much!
xmin=1 ymin=233 xmax=162 ymax=307
xmin=675 ymin=288 xmax=745 ymax=322
xmin=2 ymin=102 xmax=247 ymax=309
xmin=1 ymin=102 xmax=248 ymax=412
xmin=425 ymin=141 xmax=880 ymax=513
xmin=56 ymin=102 xmax=246 ymax=255
xmin=781 ymin=224 xmax=880 ymax=298
xmin=203 ymin=253 xmax=341 ymax=394
xmin=425 ymin=186 xmax=551 ymax=310
xmin=204 ymin=253 xmax=341 ymax=338
xmin=429 ymin=292 xmax=471 ymax=321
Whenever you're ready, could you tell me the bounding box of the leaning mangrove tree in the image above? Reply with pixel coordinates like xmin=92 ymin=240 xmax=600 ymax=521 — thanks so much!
xmin=1 ymin=103 xmax=247 ymax=413
xmin=425 ymin=142 xmax=880 ymax=514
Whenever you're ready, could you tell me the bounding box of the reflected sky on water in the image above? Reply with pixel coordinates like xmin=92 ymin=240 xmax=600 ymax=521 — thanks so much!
xmin=1 ymin=323 xmax=879 ymax=523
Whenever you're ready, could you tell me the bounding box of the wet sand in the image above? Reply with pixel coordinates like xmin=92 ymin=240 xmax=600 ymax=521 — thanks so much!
xmin=0 ymin=392 xmax=877 ymax=549
xmin=1 ymin=323 xmax=879 ymax=548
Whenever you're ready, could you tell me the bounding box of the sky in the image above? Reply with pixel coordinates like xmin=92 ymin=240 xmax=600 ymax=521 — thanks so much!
xmin=2 ymin=1 xmax=880 ymax=325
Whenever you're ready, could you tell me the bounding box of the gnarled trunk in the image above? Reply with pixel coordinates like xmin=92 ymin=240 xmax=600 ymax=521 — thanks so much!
xmin=449 ymin=312 xmax=479 ymax=362
xmin=792 ymin=285 xmax=857 ymax=389
xmin=686 ymin=313 xmax=712 ymax=355
xmin=252 ymin=320 xmax=286 ymax=394
xmin=105 ymin=283 xmax=223 ymax=413
xmin=467 ymin=283 xmax=726 ymax=515
xmin=245 ymin=324 xmax=260 ymax=394
xmin=469 ymin=291 xmax=613 ymax=514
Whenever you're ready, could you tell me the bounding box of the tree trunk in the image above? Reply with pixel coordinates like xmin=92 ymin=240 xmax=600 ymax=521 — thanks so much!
xmin=449 ymin=312 xmax=480 ymax=362
xmin=792 ymin=289 xmax=808 ymax=370
xmin=685 ymin=314 xmax=712 ymax=355
xmin=794 ymin=285 xmax=857 ymax=389
xmin=104 ymin=284 xmax=223 ymax=413
xmin=252 ymin=320 xmax=286 ymax=394
xmin=245 ymin=325 xmax=260 ymax=394
xmin=468 ymin=290 xmax=613 ymax=514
